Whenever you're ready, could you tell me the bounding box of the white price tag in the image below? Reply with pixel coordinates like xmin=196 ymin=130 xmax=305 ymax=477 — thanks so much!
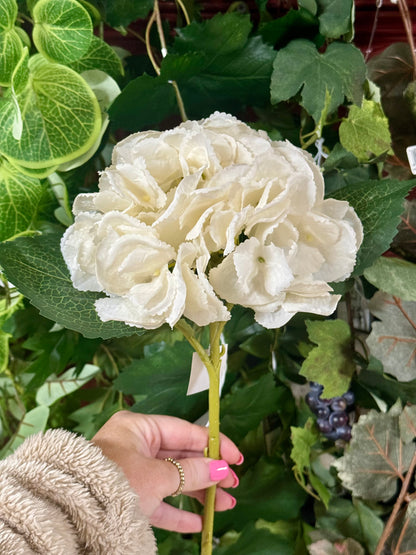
xmin=406 ymin=145 xmax=416 ymax=175
xmin=187 ymin=344 xmax=228 ymax=396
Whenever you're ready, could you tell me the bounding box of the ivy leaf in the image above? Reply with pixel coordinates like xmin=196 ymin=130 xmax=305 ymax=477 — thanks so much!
xmin=0 ymin=27 xmax=23 ymax=86
xmin=333 ymin=403 xmax=415 ymax=501
xmin=0 ymin=162 xmax=46 ymax=241
xmin=220 ymin=374 xmax=283 ymax=443
xmin=36 ymin=363 xmax=99 ymax=406
xmin=339 ymin=99 xmax=393 ymax=162
xmin=317 ymin=0 xmax=354 ymax=40
xmin=214 ymin=457 xmax=306 ymax=533
xmin=67 ymin=35 xmax=124 ymax=80
xmin=331 ymin=178 xmax=415 ymax=275
xmin=0 ymin=233 xmax=142 ymax=339
xmin=101 ymin=0 xmax=153 ymax=27
xmin=108 ymin=74 xmax=177 ymax=132
xmin=114 ymin=341 xmax=208 ymax=421
xmin=0 ymin=0 xmax=17 ymax=31
xmin=366 ymin=292 xmax=416 ymax=382
xmin=0 ymin=405 xmax=49 ymax=458
xmin=291 ymin=418 xmax=330 ymax=506
xmin=32 ymin=0 xmax=93 ymax=64
xmin=300 ymin=320 xmax=355 ymax=398
xmin=364 ymin=257 xmax=416 ymax=302
xmin=271 ymin=39 xmax=366 ymax=124
xmin=0 ymin=56 xmax=101 ymax=169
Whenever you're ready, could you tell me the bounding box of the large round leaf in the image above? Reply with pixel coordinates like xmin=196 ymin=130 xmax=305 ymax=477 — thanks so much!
xmin=0 ymin=0 xmax=18 ymax=31
xmin=0 ymin=27 xmax=23 ymax=86
xmin=0 ymin=161 xmax=46 ymax=241
xmin=33 ymin=0 xmax=93 ymax=64
xmin=0 ymin=57 xmax=101 ymax=168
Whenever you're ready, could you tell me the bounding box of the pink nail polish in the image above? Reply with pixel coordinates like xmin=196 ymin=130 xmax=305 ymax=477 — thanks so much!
xmin=230 ymin=469 xmax=239 ymax=488
xmin=229 ymin=496 xmax=237 ymax=509
xmin=210 ymin=460 xmax=230 ymax=481
xmin=236 ymin=453 xmax=244 ymax=465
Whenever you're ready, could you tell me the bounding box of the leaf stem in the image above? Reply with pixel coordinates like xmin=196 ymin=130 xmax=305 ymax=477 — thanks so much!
xmin=146 ymin=1 xmax=188 ymax=121
xmin=176 ymin=0 xmax=191 ymax=24
xmin=374 ymin=449 xmax=416 ymax=555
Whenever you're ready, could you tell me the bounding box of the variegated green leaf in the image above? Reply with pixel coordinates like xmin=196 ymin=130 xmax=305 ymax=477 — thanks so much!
xmin=32 ymin=0 xmax=93 ymax=64
xmin=0 ymin=56 xmax=101 ymax=168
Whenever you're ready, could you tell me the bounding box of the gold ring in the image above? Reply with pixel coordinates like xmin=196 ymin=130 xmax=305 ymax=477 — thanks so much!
xmin=164 ymin=457 xmax=185 ymax=497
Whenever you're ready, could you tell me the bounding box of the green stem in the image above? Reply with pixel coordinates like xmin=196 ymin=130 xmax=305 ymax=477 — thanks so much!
xmin=174 ymin=319 xmax=227 ymax=555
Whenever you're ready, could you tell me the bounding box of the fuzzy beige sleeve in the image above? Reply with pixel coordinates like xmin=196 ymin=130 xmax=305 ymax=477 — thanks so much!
xmin=0 ymin=429 xmax=157 ymax=555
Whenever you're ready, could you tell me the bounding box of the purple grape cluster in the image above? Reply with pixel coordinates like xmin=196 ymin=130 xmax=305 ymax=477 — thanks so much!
xmin=306 ymin=382 xmax=354 ymax=441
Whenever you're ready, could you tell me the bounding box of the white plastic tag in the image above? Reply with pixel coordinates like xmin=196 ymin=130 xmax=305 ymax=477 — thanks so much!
xmin=406 ymin=145 xmax=416 ymax=175
xmin=187 ymin=344 xmax=228 ymax=396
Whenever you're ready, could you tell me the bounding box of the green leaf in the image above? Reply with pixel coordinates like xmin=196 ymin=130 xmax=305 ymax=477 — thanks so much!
xmin=115 ymin=341 xmax=208 ymax=421
xmin=333 ymin=403 xmax=414 ymax=501
xmin=0 ymin=0 xmax=17 ymax=31
xmin=339 ymin=100 xmax=392 ymax=162
xmin=167 ymin=15 xmax=275 ymax=117
xmin=57 ymin=69 xmax=120 ymax=172
xmin=109 ymin=74 xmax=177 ymax=132
xmin=101 ymin=0 xmax=152 ymax=27
xmin=0 ymin=57 xmax=102 ymax=168
xmin=215 ymin=522 xmax=294 ymax=555
xmin=67 ymin=35 xmax=123 ymax=80
xmin=271 ymin=39 xmax=366 ymax=124
xmin=0 ymin=405 xmax=49 ymax=458
xmin=36 ymin=363 xmax=99 ymax=406
xmin=0 ymin=161 xmax=46 ymax=241
xmin=174 ymin=13 xmax=252 ymax=55
xmin=0 ymin=27 xmax=23 ymax=86
xmin=317 ymin=0 xmax=354 ymax=39
xmin=291 ymin=418 xmax=319 ymax=474
xmin=214 ymin=457 xmax=306 ymax=533
xmin=32 ymin=0 xmax=93 ymax=64
xmin=0 ymin=233 xmax=143 ymax=339
xmin=315 ymin=498 xmax=384 ymax=553
xmin=366 ymin=292 xmax=416 ymax=382
xmin=364 ymin=257 xmax=416 ymax=302
xmin=300 ymin=319 xmax=355 ymax=398
xmin=11 ymin=45 xmax=29 ymax=95
xmin=331 ymin=178 xmax=415 ymax=275
xmin=220 ymin=374 xmax=283 ymax=443
xmin=0 ymin=330 xmax=11 ymax=373
xmin=291 ymin=418 xmax=330 ymax=506
xmin=258 ymin=8 xmax=319 ymax=48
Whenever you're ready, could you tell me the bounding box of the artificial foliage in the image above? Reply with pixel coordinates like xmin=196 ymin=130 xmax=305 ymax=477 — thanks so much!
xmin=1 ymin=0 xmax=416 ymax=553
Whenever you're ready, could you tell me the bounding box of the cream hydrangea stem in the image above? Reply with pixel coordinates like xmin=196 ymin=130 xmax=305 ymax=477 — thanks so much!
xmin=174 ymin=319 xmax=227 ymax=555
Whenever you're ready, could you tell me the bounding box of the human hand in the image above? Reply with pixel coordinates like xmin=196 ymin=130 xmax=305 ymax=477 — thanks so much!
xmin=91 ymin=411 xmax=243 ymax=533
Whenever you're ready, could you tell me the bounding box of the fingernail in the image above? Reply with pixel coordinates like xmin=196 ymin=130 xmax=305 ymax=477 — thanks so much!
xmin=229 ymin=495 xmax=236 ymax=509
xmin=230 ymin=469 xmax=239 ymax=488
xmin=210 ymin=460 xmax=230 ymax=481
xmin=236 ymin=453 xmax=244 ymax=465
